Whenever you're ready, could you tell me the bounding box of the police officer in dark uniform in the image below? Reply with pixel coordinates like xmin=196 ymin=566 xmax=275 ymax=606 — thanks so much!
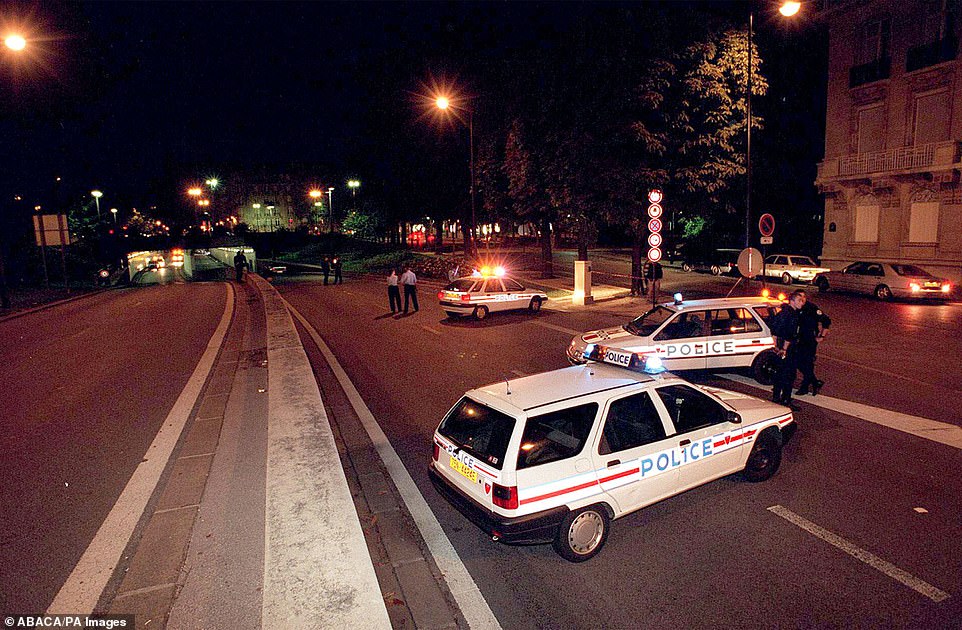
xmin=796 ymin=299 xmax=831 ymax=396
xmin=770 ymin=289 xmax=807 ymax=406
xmin=320 ymin=256 xmax=330 ymax=285
xmin=332 ymin=257 xmax=343 ymax=285
xmin=233 ymin=250 xmax=248 ymax=283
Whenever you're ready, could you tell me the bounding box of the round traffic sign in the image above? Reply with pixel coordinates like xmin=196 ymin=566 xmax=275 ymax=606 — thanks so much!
xmin=758 ymin=213 xmax=775 ymax=238
xmin=647 ymin=189 xmax=663 ymax=204
xmin=737 ymin=247 xmax=764 ymax=278
xmin=647 ymin=232 xmax=663 ymax=248
xmin=647 ymin=203 xmax=663 ymax=219
xmin=648 ymin=218 xmax=662 ymax=233
xmin=647 ymin=247 xmax=662 ymax=262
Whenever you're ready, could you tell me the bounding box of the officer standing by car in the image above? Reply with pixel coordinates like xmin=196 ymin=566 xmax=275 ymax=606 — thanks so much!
xmin=770 ymin=289 xmax=806 ymax=406
xmin=796 ymin=299 xmax=831 ymax=396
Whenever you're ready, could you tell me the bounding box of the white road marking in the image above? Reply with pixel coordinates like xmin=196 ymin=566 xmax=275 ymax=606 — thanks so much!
xmin=260 ymin=279 xmax=390 ymax=628
xmin=48 ymin=283 xmax=235 ymax=615
xmin=285 ymin=301 xmax=503 ymax=630
xmin=527 ymin=320 xmax=582 ymax=336
xmin=768 ymin=505 xmax=950 ymax=603
xmin=820 ymin=353 xmax=962 ymax=394
xmin=720 ymin=373 xmax=962 ymax=450
xmin=420 ymin=325 xmax=442 ymax=336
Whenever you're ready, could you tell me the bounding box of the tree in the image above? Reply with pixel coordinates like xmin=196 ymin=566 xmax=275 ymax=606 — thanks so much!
xmin=504 ymin=118 xmax=555 ymax=278
xmin=617 ymin=22 xmax=767 ymax=294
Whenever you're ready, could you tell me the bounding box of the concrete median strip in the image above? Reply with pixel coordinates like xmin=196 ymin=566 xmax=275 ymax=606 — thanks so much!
xmin=47 ymin=283 xmax=235 ymax=615
xmin=284 ymin=299 xmax=504 ymax=630
xmin=255 ymin=276 xmax=391 ymax=629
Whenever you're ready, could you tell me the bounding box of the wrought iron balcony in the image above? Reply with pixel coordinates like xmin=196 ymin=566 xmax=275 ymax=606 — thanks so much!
xmin=906 ymin=35 xmax=958 ymax=72
xmin=816 ymin=141 xmax=961 ymax=183
xmin=849 ymin=57 xmax=891 ymax=87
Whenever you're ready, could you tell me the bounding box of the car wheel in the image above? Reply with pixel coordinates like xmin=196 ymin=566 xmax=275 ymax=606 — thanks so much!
xmin=710 ymin=265 xmax=721 ymax=276
xmin=751 ymin=349 xmax=780 ymax=386
xmin=474 ymin=305 xmax=489 ymax=320
xmin=553 ymin=505 xmax=610 ymax=562
xmin=781 ymin=272 xmax=793 ymax=285
xmin=682 ymin=263 xmax=693 ymax=273
xmin=743 ymin=429 xmax=782 ymax=482
xmin=875 ymin=285 xmax=892 ymax=301
xmin=815 ymin=276 xmax=829 ymax=292
xmin=528 ymin=297 xmax=543 ymax=312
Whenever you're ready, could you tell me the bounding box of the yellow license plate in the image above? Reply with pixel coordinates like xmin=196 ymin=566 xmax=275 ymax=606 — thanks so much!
xmin=449 ymin=456 xmax=478 ymax=483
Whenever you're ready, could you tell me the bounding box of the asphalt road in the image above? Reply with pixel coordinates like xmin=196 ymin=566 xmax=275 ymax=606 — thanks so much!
xmin=277 ymin=273 xmax=962 ymax=628
xmin=0 ymin=283 xmax=226 ymax=613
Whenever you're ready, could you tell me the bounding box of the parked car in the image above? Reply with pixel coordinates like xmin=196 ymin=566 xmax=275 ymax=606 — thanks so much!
xmin=814 ymin=262 xmax=952 ymax=301
xmin=681 ymin=248 xmax=741 ymax=276
xmin=760 ymin=254 xmax=831 ymax=285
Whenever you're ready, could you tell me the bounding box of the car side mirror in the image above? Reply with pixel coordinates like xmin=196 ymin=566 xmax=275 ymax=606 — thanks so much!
xmin=727 ymin=411 xmax=742 ymax=424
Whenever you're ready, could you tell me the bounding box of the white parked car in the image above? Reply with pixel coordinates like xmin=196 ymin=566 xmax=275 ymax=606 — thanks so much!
xmin=814 ymin=261 xmax=952 ymax=301
xmin=438 ymin=268 xmax=547 ymax=320
xmin=760 ymin=254 xmax=831 ymax=285
xmin=430 ymin=362 xmax=794 ymax=561
xmin=567 ymin=295 xmax=784 ymax=384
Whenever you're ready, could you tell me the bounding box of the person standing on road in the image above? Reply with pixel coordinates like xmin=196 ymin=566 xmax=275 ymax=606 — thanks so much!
xmin=332 ymin=257 xmax=343 ymax=285
xmin=387 ymin=268 xmax=401 ymax=313
xmin=399 ymin=265 xmax=419 ymax=314
xmin=320 ymin=256 xmax=330 ymax=285
xmin=796 ymin=299 xmax=831 ymax=396
xmin=233 ymin=250 xmax=248 ymax=283
xmin=770 ymin=290 xmax=806 ymax=406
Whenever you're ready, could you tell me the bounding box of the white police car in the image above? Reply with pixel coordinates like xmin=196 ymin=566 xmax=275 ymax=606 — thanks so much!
xmin=430 ymin=359 xmax=794 ymax=561
xmin=567 ymin=294 xmax=785 ymax=384
xmin=438 ymin=267 xmax=548 ymax=320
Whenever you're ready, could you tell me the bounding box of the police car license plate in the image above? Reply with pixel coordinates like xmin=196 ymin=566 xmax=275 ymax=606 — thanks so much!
xmin=449 ymin=456 xmax=478 ymax=483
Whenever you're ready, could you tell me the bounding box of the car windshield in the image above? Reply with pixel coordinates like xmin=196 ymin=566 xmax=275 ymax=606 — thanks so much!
xmin=444 ymin=279 xmax=477 ymax=292
xmin=892 ymin=264 xmax=933 ymax=277
xmin=625 ymin=306 xmax=675 ymax=336
xmin=794 ymin=256 xmax=817 ymax=266
xmin=437 ymin=397 xmax=516 ymax=469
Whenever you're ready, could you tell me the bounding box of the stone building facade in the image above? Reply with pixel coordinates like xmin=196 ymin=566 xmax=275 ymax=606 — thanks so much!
xmin=815 ymin=0 xmax=962 ymax=281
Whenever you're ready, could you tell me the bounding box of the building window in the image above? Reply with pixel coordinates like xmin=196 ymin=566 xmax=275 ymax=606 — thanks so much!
xmin=854 ymin=204 xmax=880 ymax=242
xmin=907 ymin=0 xmax=959 ymax=71
xmin=913 ymin=89 xmax=952 ymax=145
xmin=856 ymin=18 xmax=891 ymax=66
xmin=857 ymin=104 xmax=886 ymax=153
xmin=908 ymin=201 xmax=940 ymax=242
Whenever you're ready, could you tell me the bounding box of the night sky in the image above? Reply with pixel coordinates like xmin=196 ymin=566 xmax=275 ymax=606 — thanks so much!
xmin=2 ymin=1 xmax=826 ymax=235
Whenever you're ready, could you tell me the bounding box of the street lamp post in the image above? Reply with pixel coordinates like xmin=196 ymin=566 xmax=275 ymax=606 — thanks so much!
xmin=110 ymin=208 xmax=118 ymax=224
xmin=1 ymin=34 xmax=29 ymax=308
xmin=347 ymin=179 xmax=360 ymax=212
xmin=91 ymin=190 xmax=103 ymax=219
xmin=745 ymin=2 xmax=800 ymax=248
xmin=327 ymin=187 xmax=335 ymax=234
xmin=436 ymin=96 xmax=477 ymax=256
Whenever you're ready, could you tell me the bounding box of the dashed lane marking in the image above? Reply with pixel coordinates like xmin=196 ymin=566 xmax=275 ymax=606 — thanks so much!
xmin=285 ymin=301 xmax=503 ymax=630
xmin=420 ymin=325 xmax=442 ymax=336
xmin=768 ymin=505 xmax=950 ymax=603
xmin=720 ymin=373 xmax=962 ymax=450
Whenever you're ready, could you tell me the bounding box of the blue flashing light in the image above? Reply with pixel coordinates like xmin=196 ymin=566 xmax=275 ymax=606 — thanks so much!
xmin=583 ymin=344 xmax=596 ymax=361
xmin=643 ymin=355 xmax=666 ymax=374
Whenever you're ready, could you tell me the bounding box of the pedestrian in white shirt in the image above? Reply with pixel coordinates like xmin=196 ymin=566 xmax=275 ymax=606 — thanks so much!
xmin=399 ymin=266 xmax=419 ymax=314
xmin=387 ymin=268 xmax=401 ymax=313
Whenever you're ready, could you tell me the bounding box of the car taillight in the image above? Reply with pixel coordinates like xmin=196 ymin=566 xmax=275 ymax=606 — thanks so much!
xmin=461 ymin=294 xmax=471 ymax=302
xmin=942 ymin=284 xmax=951 ymax=293
xmin=492 ymin=483 xmax=518 ymax=509
xmin=437 ymin=291 xmax=444 ymax=300
xmin=432 ymin=442 xmax=440 ymax=461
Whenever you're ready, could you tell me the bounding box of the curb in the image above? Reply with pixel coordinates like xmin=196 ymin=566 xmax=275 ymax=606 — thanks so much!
xmin=0 ymin=288 xmax=109 ymax=324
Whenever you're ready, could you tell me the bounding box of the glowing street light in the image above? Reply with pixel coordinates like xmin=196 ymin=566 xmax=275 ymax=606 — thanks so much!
xmin=110 ymin=208 xmax=118 ymax=224
xmin=4 ymin=34 xmax=27 ymax=51
xmin=327 ymin=187 xmax=335 ymax=234
xmin=205 ymin=178 xmax=219 ymax=189
xmin=91 ymin=190 xmax=103 ymax=218
xmin=779 ymin=1 xmax=801 ymax=17
xmin=187 ymin=187 xmax=202 ymax=197
xmin=435 ymin=96 xmax=449 ymax=110
xmin=309 ymin=189 xmax=322 ymax=199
